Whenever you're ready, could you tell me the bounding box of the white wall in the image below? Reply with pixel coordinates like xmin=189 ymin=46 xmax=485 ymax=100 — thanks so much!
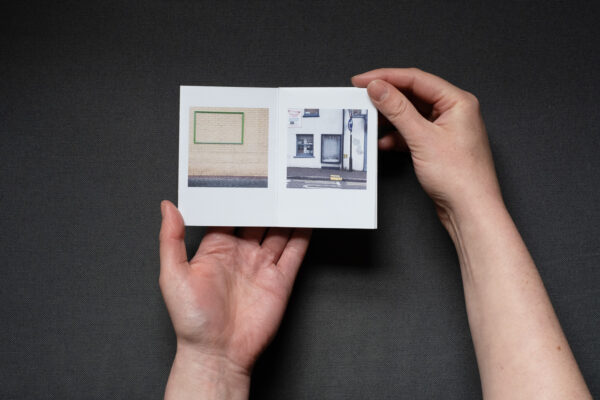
xmin=287 ymin=109 xmax=343 ymax=168
xmin=286 ymin=109 xmax=367 ymax=171
xmin=350 ymin=117 xmax=365 ymax=171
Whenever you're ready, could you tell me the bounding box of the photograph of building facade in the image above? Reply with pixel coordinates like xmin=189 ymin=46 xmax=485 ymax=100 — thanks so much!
xmin=188 ymin=107 xmax=268 ymax=187
xmin=287 ymin=108 xmax=368 ymax=189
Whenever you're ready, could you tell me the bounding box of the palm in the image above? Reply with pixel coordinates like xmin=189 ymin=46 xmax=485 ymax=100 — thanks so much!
xmin=159 ymin=202 xmax=311 ymax=374
xmin=185 ymin=233 xmax=295 ymax=368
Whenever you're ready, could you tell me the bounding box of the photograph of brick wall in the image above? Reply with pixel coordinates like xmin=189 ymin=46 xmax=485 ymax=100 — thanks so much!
xmin=188 ymin=107 xmax=268 ymax=187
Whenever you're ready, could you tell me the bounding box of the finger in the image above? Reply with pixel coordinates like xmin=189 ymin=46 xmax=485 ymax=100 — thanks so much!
xmin=237 ymin=227 xmax=267 ymax=243
xmin=378 ymin=111 xmax=394 ymax=128
xmin=366 ymin=79 xmax=431 ymax=146
xmin=261 ymin=227 xmax=292 ymax=264
xmin=352 ymin=68 xmax=464 ymax=113
xmin=277 ymin=228 xmax=312 ymax=284
xmin=159 ymin=200 xmax=188 ymax=278
xmin=378 ymin=115 xmax=398 ymax=137
xmin=378 ymin=132 xmax=408 ymax=152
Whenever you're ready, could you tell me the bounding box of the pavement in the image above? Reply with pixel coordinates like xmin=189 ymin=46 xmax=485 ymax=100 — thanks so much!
xmin=188 ymin=169 xmax=366 ymax=189
xmin=188 ymin=176 xmax=268 ymax=188
xmin=286 ymin=167 xmax=366 ymax=182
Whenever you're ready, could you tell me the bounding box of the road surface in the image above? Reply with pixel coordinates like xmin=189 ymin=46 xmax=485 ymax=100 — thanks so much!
xmin=286 ymin=178 xmax=366 ymax=190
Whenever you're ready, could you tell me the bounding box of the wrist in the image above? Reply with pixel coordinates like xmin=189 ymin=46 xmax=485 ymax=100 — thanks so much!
xmin=438 ymin=187 xmax=506 ymax=239
xmin=165 ymin=344 xmax=250 ymax=400
xmin=439 ymin=192 xmax=510 ymax=257
xmin=439 ymin=192 xmax=522 ymax=283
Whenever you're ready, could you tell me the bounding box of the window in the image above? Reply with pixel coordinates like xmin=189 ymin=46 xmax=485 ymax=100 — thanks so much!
xmin=303 ymin=108 xmax=319 ymax=117
xmin=296 ymin=134 xmax=314 ymax=157
xmin=321 ymin=134 xmax=342 ymax=163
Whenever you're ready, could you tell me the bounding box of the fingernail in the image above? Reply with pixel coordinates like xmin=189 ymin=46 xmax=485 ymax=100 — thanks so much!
xmin=367 ymin=80 xmax=388 ymax=102
xmin=160 ymin=201 xmax=166 ymax=218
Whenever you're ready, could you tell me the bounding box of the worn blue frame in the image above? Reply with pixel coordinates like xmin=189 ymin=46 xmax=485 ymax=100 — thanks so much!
xmin=295 ymin=134 xmax=314 ymax=157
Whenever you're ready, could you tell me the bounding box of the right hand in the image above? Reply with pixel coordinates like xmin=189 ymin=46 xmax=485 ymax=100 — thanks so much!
xmin=352 ymin=68 xmax=503 ymax=226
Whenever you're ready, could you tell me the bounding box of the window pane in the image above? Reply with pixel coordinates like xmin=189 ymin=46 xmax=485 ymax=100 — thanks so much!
xmin=321 ymin=134 xmax=341 ymax=163
xmin=296 ymin=134 xmax=314 ymax=156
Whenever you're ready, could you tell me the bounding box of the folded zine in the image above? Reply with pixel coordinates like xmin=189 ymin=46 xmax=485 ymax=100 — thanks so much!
xmin=178 ymin=86 xmax=377 ymax=229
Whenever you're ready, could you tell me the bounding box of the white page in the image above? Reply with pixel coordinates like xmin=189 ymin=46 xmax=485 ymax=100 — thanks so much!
xmin=178 ymin=86 xmax=377 ymax=228
xmin=178 ymin=86 xmax=278 ymax=226
xmin=277 ymin=88 xmax=377 ymax=229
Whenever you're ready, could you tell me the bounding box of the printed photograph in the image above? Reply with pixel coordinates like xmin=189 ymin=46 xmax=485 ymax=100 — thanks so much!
xmin=286 ymin=108 xmax=368 ymax=189
xmin=188 ymin=107 xmax=268 ymax=187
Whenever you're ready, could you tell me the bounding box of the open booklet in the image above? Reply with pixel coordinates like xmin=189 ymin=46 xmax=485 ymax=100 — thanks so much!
xmin=178 ymin=86 xmax=377 ymax=229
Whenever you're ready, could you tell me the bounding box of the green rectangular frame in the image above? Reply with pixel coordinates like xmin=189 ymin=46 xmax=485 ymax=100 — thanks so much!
xmin=193 ymin=111 xmax=244 ymax=144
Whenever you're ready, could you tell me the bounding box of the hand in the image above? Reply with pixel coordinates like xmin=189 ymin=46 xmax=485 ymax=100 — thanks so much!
xmin=353 ymin=69 xmax=592 ymax=399
xmin=159 ymin=200 xmax=311 ymax=399
xmin=352 ymin=68 xmax=503 ymax=227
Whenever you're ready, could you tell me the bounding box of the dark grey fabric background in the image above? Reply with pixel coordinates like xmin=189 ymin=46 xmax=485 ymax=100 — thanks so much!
xmin=1 ymin=1 xmax=599 ymax=398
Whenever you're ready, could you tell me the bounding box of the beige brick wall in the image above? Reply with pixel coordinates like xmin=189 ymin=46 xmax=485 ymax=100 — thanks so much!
xmin=188 ymin=107 xmax=268 ymax=177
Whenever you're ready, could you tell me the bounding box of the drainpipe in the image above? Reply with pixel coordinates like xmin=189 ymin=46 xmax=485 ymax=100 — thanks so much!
xmin=363 ymin=111 xmax=367 ymax=172
xmin=348 ymin=109 xmax=353 ymax=171
xmin=341 ymin=109 xmax=344 ymax=171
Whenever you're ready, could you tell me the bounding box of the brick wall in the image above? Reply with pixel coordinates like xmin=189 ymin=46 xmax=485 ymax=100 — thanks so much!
xmin=188 ymin=107 xmax=268 ymax=177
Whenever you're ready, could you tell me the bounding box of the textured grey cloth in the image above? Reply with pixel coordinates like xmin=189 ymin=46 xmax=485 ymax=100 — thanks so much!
xmin=1 ymin=1 xmax=599 ymax=399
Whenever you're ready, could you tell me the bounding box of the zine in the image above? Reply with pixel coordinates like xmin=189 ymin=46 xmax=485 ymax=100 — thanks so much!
xmin=178 ymin=86 xmax=377 ymax=229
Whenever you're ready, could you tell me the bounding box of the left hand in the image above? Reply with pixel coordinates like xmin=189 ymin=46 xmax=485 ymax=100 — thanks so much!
xmin=159 ymin=200 xmax=311 ymax=399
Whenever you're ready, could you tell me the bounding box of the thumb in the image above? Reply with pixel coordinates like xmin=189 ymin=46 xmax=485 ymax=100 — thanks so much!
xmin=159 ymin=200 xmax=188 ymax=279
xmin=367 ymin=79 xmax=430 ymax=147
